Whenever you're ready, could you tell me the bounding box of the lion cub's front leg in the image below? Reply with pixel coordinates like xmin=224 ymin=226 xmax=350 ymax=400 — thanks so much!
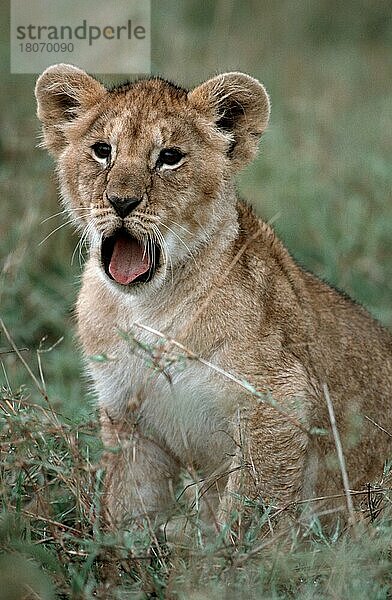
xmin=218 ymin=403 xmax=309 ymax=532
xmin=100 ymin=410 xmax=180 ymax=528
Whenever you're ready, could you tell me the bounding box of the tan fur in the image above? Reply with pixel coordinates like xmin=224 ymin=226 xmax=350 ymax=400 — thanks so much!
xmin=35 ymin=64 xmax=392 ymax=529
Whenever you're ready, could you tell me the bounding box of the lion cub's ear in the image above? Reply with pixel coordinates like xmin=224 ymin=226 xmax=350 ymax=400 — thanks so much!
xmin=189 ymin=72 xmax=270 ymax=170
xmin=35 ymin=63 xmax=106 ymax=156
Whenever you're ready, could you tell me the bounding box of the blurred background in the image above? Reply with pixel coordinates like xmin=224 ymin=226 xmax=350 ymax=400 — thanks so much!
xmin=1 ymin=0 xmax=391 ymax=418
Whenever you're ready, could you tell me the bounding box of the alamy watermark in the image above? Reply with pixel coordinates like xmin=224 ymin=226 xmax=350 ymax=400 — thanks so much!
xmin=11 ymin=0 xmax=150 ymax=74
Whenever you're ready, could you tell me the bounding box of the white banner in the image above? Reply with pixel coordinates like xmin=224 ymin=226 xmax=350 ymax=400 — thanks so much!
xmin=10 ymin=0 xmax=151 ymax=74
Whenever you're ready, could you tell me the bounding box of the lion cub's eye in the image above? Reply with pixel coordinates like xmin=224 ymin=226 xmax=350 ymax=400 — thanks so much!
xmin=156 ymin=148 xmax=184 ymax=169
xmin=91 ymin=142 xmax=111 ymax=160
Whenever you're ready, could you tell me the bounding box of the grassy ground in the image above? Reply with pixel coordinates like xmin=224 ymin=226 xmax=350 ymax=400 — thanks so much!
xmin=1 ymin=0 xmax=392 ymax=597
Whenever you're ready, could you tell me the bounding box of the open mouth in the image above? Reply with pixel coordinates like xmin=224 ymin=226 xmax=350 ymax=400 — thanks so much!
xmin=101 ymin=230 xmax=160 ymax=286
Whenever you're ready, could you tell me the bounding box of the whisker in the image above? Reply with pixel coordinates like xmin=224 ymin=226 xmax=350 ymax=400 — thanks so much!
xmin=39 ymin=220 xmax=75 ymax=246
xmin=41 ymin=210 xmax=69 ymax=225
xmin=41 ymin=207 xmax=90 ymax=225
xmin=166 ymin=219 xmax=194 ymax=237
xmin=158 ymin=222 xmax=198 ymax=268
xmin=150 ymin=236 xmax=155 ymax=275
xmin=71 ymin=234 xmax=84 ymax=267
xmin=191 ymin=218 xmax=209 ymax=239
xmin=151 ymin=224 xmax=173 ymax=285
xmin=142 ymin=237 xmax=148 ymax=262
xmin=71 ymin=221 xmax=94 ymax=267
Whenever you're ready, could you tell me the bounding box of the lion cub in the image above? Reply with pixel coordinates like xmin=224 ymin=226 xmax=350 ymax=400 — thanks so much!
xmin=35 ymin=64 xmax=392 ymax=529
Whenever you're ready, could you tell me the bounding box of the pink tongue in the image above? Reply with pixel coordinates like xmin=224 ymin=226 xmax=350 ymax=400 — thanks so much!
xmin=109 ymin=234 xmax=150 ymax=285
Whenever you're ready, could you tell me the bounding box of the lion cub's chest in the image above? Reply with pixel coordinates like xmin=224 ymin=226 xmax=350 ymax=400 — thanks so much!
xmin=88 ymin=297 xmax=234 ymax=471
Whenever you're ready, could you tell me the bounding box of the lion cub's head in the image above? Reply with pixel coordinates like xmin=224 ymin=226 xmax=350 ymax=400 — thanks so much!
xmin=35 ymin=64 xmax=269 ymax=291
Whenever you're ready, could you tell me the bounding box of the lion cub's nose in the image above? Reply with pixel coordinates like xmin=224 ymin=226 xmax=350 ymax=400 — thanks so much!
xmin=107 ymin=195 xmax=141 ymax=219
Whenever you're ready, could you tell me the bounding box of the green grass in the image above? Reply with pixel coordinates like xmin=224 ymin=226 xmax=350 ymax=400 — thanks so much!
xmin=1 ymin=0 xmax=392 ymax=597
xmin=1 ymin=383 xmax=392 ymax=598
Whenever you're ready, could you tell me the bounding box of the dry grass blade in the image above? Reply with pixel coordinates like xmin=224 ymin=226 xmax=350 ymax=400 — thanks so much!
xmin=323 ymin=383 xmax=357 ymax=532
xmin=1 ymin=318 xmax=45 ymax=397
xmin=365 ymin=415 xmax=392 ymax=438
xmin=133 ymin=321 xmax=311 ymax=436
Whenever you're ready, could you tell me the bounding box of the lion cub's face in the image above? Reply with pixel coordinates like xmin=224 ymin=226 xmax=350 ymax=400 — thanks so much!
xmin=35 ymin=65 xmax=270 ymax=291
